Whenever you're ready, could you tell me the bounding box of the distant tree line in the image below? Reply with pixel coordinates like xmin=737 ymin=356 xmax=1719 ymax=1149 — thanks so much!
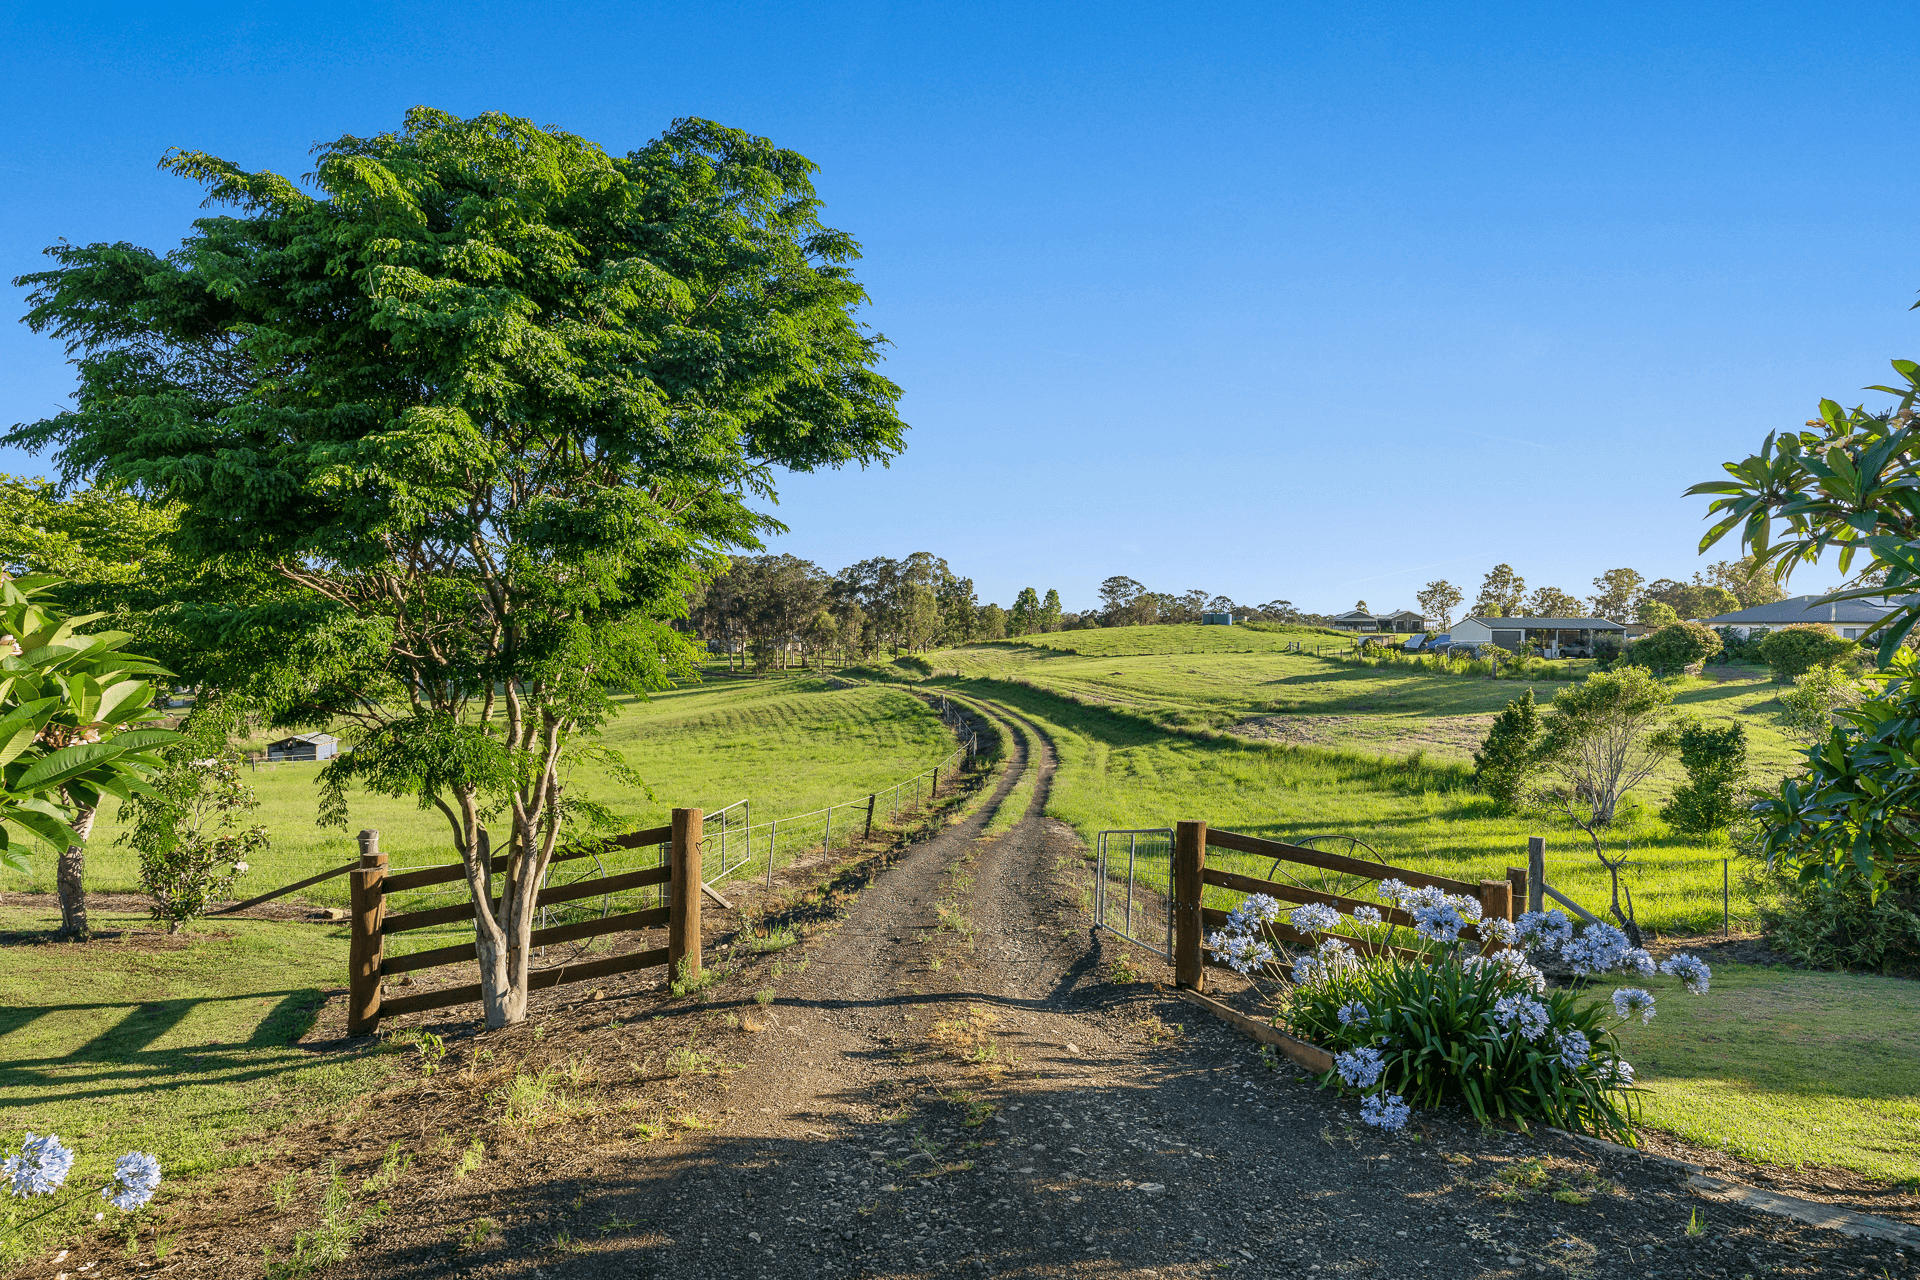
xmin=1407 ymin=558 xmax=1789 ymax=632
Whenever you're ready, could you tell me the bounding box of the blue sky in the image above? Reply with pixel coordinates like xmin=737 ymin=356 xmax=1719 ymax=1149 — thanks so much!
xmin=2 ymin=3 xmax=1912 ymax=613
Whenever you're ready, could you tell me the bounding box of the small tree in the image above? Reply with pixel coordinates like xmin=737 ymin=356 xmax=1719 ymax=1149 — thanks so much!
xmin=1759 ymin=624 xmax=1857 ymax=683
xmin=1010 ymin=588 xmax=1040 ymax=636
xmin=1777 ymin=662 xmax=1868 ymax=745
xmin=977 ymin=603 xmax=1007 ymax=641
xmin=124 ymin=734 xmax=266 ymax=932
xmin=1635 ymin=599 xmax=1680 ymax=630
xmin=1537 ymin=667 xmax=1677 ymax=828
xmin=1472 ymin=689 xmax=1541 ymax=811
xmin=1038 ymin=589 xmax=1063 ymax=633
xmin=1417 ymin=579 xmax=1462 ymax=631
xmin=1471 ymin=564 xmax=1526 ymax=617
xmin=1662 ymin=718 xmax=1748 ymax=835
xmin=1525 ymin=586 xmax=1584 ymax=618
xmin=1587 ymin=568 xmax=1645 ymax=624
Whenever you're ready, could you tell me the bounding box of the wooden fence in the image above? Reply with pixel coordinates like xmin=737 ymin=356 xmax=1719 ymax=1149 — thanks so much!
xmin=1169 ymin=820 xmax=1527 ymax=992
xmin=347 ymin=808 xmax=706 ymax=1034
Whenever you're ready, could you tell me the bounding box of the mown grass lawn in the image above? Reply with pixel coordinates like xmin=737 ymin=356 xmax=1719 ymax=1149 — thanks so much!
xmin=22 ymin=674 xmax=959 ymax=912
xmin=0 ymin=906 xmax=392 ymax=1266
xmin=1616 ymin=963 xmax=1920 ymax=1184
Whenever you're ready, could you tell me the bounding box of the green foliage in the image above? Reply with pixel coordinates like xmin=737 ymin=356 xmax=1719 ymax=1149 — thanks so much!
xmin=122 ymin=725 xmax=268 ymax=931
xmin=1713 ymin=626 xmax=1769 ymax=664
xmin=1661 ymin=719 xmax=1747 ymax=834
xmin=10 ymin=108 xmax=907 ymax=1021
xmin=1590 ymin=632 xmax=1626 ymax=668
xmin=1289 ymin=954 xmax=1638 ymax=1141
xmin=1636 ymin=599 xmax=1681 ymax=630
xmin=1623 ymin=621 xmax=1723 ymax=674
xmin=1751 ymin=648 xmax=1920 ymax=888
xmin=1776 ymin=661 xmax=1868 ymax=745
xmin=1689 ymin=359 xmax=1920 ymax=664
xmin=1472 ymin=689 xmax=1541 ymax=811
xmin=1758 ymin=624 xmax=1858 ymax=683
xmin=0 ymin=575 xmax=176 ymax=873
xmin=262 ymin=1163 xmax=387 ymax=1279
xmin=1537 ymin=666 xmax=1677 ymax=827
xmin=1759 ymin=867 xmax=1920 ymax=974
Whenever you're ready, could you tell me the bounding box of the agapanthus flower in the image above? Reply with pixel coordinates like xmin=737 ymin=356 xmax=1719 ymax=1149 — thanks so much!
xmin=1227 ymin=894 xmax=1284 ymax=930
xmin=1335 ymin=1046 xmax=1386 ymax=1088
xmin=1413 ymin=901 xmax=1470 ymax=943
xmin=1351 ymin=905 xmax=1383 ymax=926
xmin=1205 ymin=930 xmax=1276 ymax=976
xmin=1314 ymin=937 xmax=1360 ymax=976
xmin=4 ymin=1133 xmax=74 ymax=1197
xmin=1490 ymin=947 xmax=1547 ymax=992
xmin=1336 ymin=1000 xmax=1370 ymax=1027
xmin=1599 ymin=1057 xmax=1636 ymax=1086
xmin=1515 ymin=909 xmax=1573 ymax=949
xmin=1561 ymin=922 xmax=1634 ymax=974
xmin=1289 ymin=902 xmax=1341 ymax=934
xmin=1660 ymin=953 xmax=1712 ymax=995
xmin=1377 ymin=878 xmax=1412 ymax=906
xmin=1552 ymin=1030 xmax=1591 ymax=1071
xmin=1492 ymin=994 xmax=1551 ymax=1041
xmin=1611 ymin=987 xmax=1656 ymax=1024
xmin=1478 ymin=917 xmax=1519 ymax=947
xmin=1361 ymin=1092 xmax=1412 ymax=1130
xmin=102 ymin=1152 xmax=161 ymax=1211
xmin=1623 ymin=947 xmax=1657 ymax=976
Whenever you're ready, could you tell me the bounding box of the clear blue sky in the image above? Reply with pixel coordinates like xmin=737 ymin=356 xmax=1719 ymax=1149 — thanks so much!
xmin=2 ymin=3 xmax=1912 ymax=613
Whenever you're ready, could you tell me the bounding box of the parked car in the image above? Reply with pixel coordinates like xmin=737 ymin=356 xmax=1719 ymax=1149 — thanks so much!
xmin=1405 ymin=633 xmax=1449 ymax=652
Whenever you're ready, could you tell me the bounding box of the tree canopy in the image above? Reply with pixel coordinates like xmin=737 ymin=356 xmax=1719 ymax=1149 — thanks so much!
xmin=8 ymin=108 xmax=908 ymax=1023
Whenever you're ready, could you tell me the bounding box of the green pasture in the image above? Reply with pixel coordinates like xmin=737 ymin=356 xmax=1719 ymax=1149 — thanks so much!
xmin=22 ymin=675 xmax=961 ymax=917
xmin=0 ymin=905 xmax=393 ymax=1265
xmin=933 ymin=671 xmax=1758 ymax=935
xmin=1616 ymin=963 xmax=1920 ymax=1183
xmin=975 ymin=622 xmax=1343 ymax=659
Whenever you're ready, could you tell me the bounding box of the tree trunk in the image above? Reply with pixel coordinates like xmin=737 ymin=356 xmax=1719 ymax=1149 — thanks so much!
xmin=55 ymin=806 xmax=97 ymax=941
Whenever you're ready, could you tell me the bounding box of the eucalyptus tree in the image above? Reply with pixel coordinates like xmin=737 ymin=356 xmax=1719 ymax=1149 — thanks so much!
xmin=11 ymin=109 xmax=907 ymax=1023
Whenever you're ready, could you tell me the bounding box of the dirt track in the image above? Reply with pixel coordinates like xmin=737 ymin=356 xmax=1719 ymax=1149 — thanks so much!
xmin=317 ymin=696 xmax=1903 ymax=1278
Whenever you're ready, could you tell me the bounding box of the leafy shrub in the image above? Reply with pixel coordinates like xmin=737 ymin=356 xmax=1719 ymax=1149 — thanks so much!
xmin=123 ymin=744 xmax=268 ymax=932
xmin=1661 ymin=719 xmax=1747 ymax=834
xmin=1473 ymin=689 xmax=1541 ymax=811
xmin=1622 ymin=621 xmax=1722 ymax=674
xmin=1590 ymin=632 xmax=1626 ymax=669
xmin=1758 ymin=624 xmax=1857 ymax=683
xmin=1760 ymin=868 xmax=1920 ymax=974
xmin=1714 ymin=626 xmax=1769 ymax=664
xmin=1776 ymin=662 xmax=1868 ymax=745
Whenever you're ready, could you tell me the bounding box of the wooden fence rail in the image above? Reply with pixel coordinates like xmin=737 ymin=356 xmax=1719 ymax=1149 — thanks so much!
xmin=347 ymin=809 xmax=703 ymax=1035
xmin=1171 ymin=821 xmax=1523 ymax=994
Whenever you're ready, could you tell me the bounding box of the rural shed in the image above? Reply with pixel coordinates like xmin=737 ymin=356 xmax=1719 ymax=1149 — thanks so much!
xmin=1449 ymin=616 xmax=1625 ymax=658
xmin=266 ymin=733 xmax=339 ymax=762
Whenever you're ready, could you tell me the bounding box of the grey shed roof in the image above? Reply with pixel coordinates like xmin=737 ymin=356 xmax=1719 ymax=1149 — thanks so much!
xmin=1701 ymin=595 xmax=1900 ymax=626
xmin=271 ymin=732 xmax=339 ymax=746
xmin=1462 ymin=615 xmax=1626 ymax=631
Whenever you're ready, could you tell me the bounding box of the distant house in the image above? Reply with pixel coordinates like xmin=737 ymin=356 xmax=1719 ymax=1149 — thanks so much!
xmin=1201 ymin=611 xmax=1235 ymax=626
xmin=1449 ymin=616 xmax=1626 ymax=658
xmin=1699 ymin=595 xmax=1907 ymax=641
xmin=267 ymin=733 xmax=340 ymax=762
xmin=1328 ymin=609 xmax=1427 ymax=634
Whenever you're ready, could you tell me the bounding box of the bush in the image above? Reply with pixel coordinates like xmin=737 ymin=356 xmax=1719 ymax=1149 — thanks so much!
xmin=1776 ymin=662 xmax=1868 ymax=745
xmin=1473 ymin=689 xmax=1540 ymax=811
xmin=1758 ymin=624 xmax=1857 ymax=683
xmin=123 ymin=747 xmax=268 ymax=932
xmin=1622 ymin=621 xmax=1722 ymax=674
xmin=1590 ymin=632 xmax=1625 ymax=669
xmin=1714 ymin=626 xmax=1769 ymax=664
xmin=1760 ymin=870 xmax=1920 ymax=975
xmin=1661 ymin=719 xmax=1747 ymax=834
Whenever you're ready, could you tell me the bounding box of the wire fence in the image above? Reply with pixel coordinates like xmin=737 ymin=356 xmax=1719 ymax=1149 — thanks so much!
xmin=1093 ymin=828 xmax=1175 ymax=958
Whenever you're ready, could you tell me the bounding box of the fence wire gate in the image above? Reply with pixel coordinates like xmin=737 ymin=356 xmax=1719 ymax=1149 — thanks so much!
xmin=1094 ymin=828 xmax=1174 ymax=959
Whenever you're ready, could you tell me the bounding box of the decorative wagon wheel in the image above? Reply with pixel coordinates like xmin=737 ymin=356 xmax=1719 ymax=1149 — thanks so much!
xmin=532 ymin=850 xmax=611 ymax=969
xmin=1266 ymin=834 xmax=1390 ymax=904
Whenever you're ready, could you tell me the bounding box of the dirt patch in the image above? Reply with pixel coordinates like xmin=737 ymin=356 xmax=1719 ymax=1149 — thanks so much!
xmin=1233 ymin=712 xmax=1495 ymax=759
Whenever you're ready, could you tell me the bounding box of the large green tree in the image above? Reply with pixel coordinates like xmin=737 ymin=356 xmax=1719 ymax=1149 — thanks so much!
xmin=10 ymin=109 xmax=907 ymax=1023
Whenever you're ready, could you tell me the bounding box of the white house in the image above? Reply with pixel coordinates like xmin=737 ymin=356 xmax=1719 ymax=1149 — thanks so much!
xmin=1699 ymin=595 xmax=1905 ymax=641
xmin=1449 ymin=616 xmax=1626 ymax=658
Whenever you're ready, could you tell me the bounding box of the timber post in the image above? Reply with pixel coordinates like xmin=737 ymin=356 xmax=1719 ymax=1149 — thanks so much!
xmin=865 ymin=793 xmax=876 ymax=839
xmin=670 ymin=808 xmax=703 ymax=982
xmin=1173 ymin=820 xmax=1207 ymax=991
xmin=347 ymin=829 xmax=387 ymax=1036
xmin=1526 ymin=836 xmax=1546 ymax=914
xmin=1505 ymin=865 xmax=1529 ymax=921
xmin=1478 ymin=879 xmax=1513 ymax=955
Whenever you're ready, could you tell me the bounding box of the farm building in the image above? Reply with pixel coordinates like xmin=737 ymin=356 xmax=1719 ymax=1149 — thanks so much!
xmin=1201 ymin=611 xmax=1235 ymax=626
xmin=1328 ymin=608 xmax=1426 ymax=633
xmin=1698 ymin=595 xmax=1905 ymax=641
xmin=266 ymin=733 xmax=340 ymax=762
xmin=1450 ymin=616 xmax=1625 ymax=658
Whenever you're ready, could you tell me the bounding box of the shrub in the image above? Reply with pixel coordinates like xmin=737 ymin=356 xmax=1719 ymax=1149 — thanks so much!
xmin=1661 ymin=719 xmax=1747 ymax=834
xmin=1637 ymin=600 xmax=1680 ymax=630
xmin=123 ymin=746 xmax=267 ymax=932
xmin=1622 ymin=621 xmax=1722 ymax=674
xmin=1537 ymin=667 xmax=1676 ymax=826
xmin=1760 ymin=868 xmax=1920 ymax=974
xmin=1777 ymin=662 xmax=1868 ymax=745
xmin=1590 ymin=632 xmax=1625 ymax=669
xmin=1472 ymin=689 xmax=1541 ymax=811
xmin=1758 ymin=624 xmax=1857 ymax=683
xmin=1714 ymin=626 xmax=1768 ymax=664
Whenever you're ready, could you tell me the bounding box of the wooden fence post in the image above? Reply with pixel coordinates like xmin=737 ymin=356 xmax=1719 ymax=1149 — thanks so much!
xmin=1526 ymin=836 xmax=1546 ymax=914
xmin=1505 ymin=865 xmax=1529 ymax=920
xmin=670 ymin=808 xmax=704 ymax=982
xmin=1173 ymin=820 xmax=1207 ymax=991
xmin=865 ymin=793 xmax=876 ymax=839
xmin=1478 ymin=879 xmax=1513 ymax=955
xmin=347 ymin=829 xmax=387 ymax=1036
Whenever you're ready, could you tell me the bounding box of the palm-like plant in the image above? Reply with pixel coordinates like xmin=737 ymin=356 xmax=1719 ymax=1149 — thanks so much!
xmin=0 ymin=575 xmax=176 ymax=936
